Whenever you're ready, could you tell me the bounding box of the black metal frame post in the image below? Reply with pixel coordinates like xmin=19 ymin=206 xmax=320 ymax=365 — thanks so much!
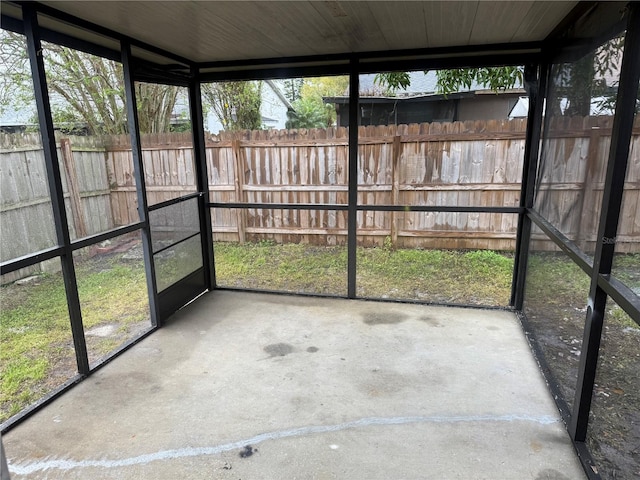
xmin=347 ymin=57 xmax=359 ymax=298
xmin=189 ymin=67 xmax=215 ymax=290
xmin=569 ymin=2 xmax=640 ymax=442
xmin=121 ymin=41 xmax=161 ymax=328
xmin=23 ymin=4 xmax=89 ymax=375
xmin=511 ymin=62 xmax=548 ymax=309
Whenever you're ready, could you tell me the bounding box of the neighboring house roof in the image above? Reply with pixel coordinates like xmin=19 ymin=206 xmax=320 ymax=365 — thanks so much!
xmin=265 ymin=80 xmax=293 ymax=110
xmin=0 ymin=99 xmax=36 ymax=127
xmin=358 ymin=71 xmax=521 ymax=97
xmin=358 ymin=71 xmax=440 ymax=96
xmin=326 ymin=71 xmax=524 ymax=105
xmin=508 ymin=96 xmax=618 ymax=118
xmin=325 ymin=90 xmax=525 ymax=105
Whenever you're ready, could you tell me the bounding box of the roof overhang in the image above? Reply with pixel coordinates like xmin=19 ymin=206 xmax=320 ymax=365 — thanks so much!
xmin=0 ymin=1 xmax=631 ymax=80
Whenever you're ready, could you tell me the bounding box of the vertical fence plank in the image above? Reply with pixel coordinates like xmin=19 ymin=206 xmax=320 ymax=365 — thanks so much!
xmin=59 ymin=138 xmax=87 ymax=238
xmin=232 ymin=139 xmax=246 ymax=243
xmin=390 ymin=134 xmax=401 ymax=246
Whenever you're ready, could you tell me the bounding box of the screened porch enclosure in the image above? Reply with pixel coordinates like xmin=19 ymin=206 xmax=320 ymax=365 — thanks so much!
xmin=1 ymin=2 xmax=639 ymax=479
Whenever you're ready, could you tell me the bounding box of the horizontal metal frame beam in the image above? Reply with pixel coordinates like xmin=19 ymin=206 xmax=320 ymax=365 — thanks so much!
xmin=359 ymin=52 xmax=540 ymax=76
xmin=1 ymin=13 xmax=121 ymax=62
xmin=131 ymin=71 xmax=191 ymax=87
xmin=357 ymin=205 xmax=521 ymax=214
xmin=0 ymin=11 xmax=22 ymax=32
xmin=200 ymin=64 xmax=351 ymax=83
xmin=0 ymin=245 xmax=63 ymax=275
xmin=200 ymin=41 xmax=541 ymax=71
xmin=131 ymin=57 xmax=192 ymax=86
xmin=66 ymin=222 xmax=145 ymax=251
xmin=209 ymin=202 xmax=348 ymax=211
xmin=208 ymin=202 xmax=521 ymax=215
xmin=152 ymin=232 xmax=201 ymax=257
xmin=148 ymin=192 xmax=202 ymax=211
xmin=6 ymin=1 xmax=193 ymax=67
xmin=200 ymin=50 xmax=541 ymax=83
xmin=2 ymin=13 xmax=193 ymax=85
xmin=199 ymin=54 xmax=350 ymax=72
xmin=0 ymin=222 xmax=144 ymax=276
xmin=528 ymin=210 xmax=594 ymax=276
xmin=598 ymin=275 xmax=640 ymax=326
xmin=214 ymin=286 xmax=513 ymax=312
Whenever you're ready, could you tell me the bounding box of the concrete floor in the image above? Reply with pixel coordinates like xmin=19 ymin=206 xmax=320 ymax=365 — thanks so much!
xmin=3 ymin=291 xmax=585 ymax=479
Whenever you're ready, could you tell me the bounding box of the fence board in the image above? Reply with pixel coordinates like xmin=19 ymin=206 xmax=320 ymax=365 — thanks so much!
xmin=1 ymin=135 xmax=114 ymax=268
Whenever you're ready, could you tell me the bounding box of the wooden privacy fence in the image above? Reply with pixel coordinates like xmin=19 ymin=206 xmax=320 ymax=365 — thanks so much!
xmin=2 ymin=117 xmax=640 ymax=278
xmin=203 ymin=120 xmax=525 ymax=250
xmin=534 ymin=116 xmax=640 ymax=253
xmin=1 ymin=133 xmax=112 ymax=282
xmin=103 ymin=117 xmax=640 ymax=252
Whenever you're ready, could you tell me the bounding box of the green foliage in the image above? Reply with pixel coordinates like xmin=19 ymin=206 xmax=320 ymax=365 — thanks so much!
xmin=374 ymin=71 xmax=411 ymax=92
xmin=0 ymin=31 xmax=34 ymax=121
xmin=282 ymin=78 xmax=304 ymax=102
xmin=436 ymin=67 xmax=523 ymax=95
xmin=286 ymin=97 xmax=333 ymax=129
xmin=169 ymin=121 xmax=192 ymax=133
xmin=382 ymin=235 xmax=394 ymax=252
xmin=376 ymin=36 xmax=629 ymax=117
xmin=300 ymin=76 xmax=349 ymax=100
xmin=375 ymin=67 xmax=523 ymax=95
xmin=550 ymin=35 xmax=631 ymax=117
xmin=201 ymin=81 xmax=263 ymax=131
xmin=286 ymin=76 xmax=348 ymax=129
xmin=0 ymin=30 xmax=181 ymax=135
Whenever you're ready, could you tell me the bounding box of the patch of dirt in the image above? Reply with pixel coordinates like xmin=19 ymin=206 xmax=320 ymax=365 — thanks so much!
xmin=588 ymin=325 xmax=640 ymax=480
xmin=524 ymin=256 xmax=640 ymax=480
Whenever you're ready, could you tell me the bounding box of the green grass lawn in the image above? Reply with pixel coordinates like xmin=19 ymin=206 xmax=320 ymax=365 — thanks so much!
xmin=0 ymin=253 xmax=150 ymax=422
xmin=214 ymin=241 xmax=515 ymax=306
xmin=2 ymin=241 xmax=637 ymax=426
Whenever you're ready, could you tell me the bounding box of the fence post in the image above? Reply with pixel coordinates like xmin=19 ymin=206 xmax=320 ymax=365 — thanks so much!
xmin=60 ymin=137 xmax=87 ymax=238
xmin=577 ymin=123 xmax=602 ymax=252
xmin=232 ymin=138 xmax=246 ymax=243
xmin=390 ymin=134 xmax=401 ymax=247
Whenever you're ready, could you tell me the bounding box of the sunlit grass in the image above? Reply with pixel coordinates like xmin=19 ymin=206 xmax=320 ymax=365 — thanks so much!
xmin=214 ymin=241 xmax=515 ymax=306
xmin=0 ymin=254 xmax=149 ymax=423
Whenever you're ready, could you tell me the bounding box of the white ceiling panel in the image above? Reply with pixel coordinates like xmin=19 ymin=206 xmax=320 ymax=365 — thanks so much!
xmin=23 ymin=1 xmax=580 ymax=63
